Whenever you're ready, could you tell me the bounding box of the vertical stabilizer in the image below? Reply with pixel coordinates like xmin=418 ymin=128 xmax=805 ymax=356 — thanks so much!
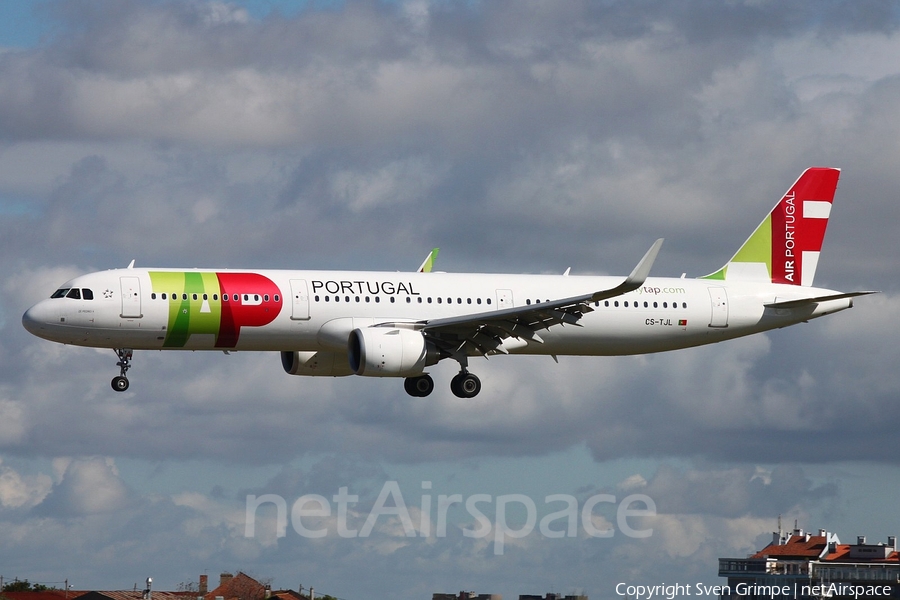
xmin=702 ymin=167 xmax=840 ymax=286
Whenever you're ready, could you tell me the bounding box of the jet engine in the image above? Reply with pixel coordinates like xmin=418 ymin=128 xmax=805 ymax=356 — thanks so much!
xmin=348 ymin=327 xmax=440 ymax=377
xmin=281 ymin=350 xmax=354 ymax=377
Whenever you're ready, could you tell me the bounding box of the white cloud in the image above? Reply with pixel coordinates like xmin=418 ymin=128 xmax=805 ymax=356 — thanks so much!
xmin=39 ymin=457 xmax=131 ymax=516
xmin=0 ymin=458 xmax=52 ymax=509
xmin=0 ymin=398 xmax=27 ymax=446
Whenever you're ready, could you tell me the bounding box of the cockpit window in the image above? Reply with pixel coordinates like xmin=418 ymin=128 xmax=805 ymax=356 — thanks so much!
xmin=51 ymin=288 xmax=70 ymax=299
xmin=66 ymin=288 xmax=81 ymax=300
xmin=82 ymin=288 xmax=94 ymax=300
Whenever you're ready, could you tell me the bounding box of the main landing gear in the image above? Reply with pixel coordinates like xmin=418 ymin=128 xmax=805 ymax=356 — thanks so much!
xmin=450 ymin=371 xmax=481 ymax=398
xmin=111 ymin=348 xmax=133 ymax=392
xmin=404 ymin=374 xmax=434 ymax=397
xmin=403 ymin=370 xmax=481 ymax=398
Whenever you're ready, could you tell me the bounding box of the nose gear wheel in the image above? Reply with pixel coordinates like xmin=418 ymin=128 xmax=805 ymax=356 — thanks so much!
xmin=111 ymin=348 xmax=133 ymax=392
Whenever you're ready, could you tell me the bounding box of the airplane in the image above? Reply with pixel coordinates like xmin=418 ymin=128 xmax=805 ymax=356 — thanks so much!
xmin=22 ymin=167 xmax=875 ymax=398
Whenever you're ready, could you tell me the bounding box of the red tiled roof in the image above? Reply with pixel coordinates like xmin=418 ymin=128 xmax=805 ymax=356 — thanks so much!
xmin=3 ymin=592 xmax=84 ymax=600
xmin=75 ymin=592 xmax=195 ymax=600
xmin=204 ymin=573 xmax=265 ymax=600
xmin=2 ymin=593 xmax=194 ymax=600
xmin=269 ymin=592 xmax=308 ymax=600
xmin=752 ymin=534 xmax=827 ymax=559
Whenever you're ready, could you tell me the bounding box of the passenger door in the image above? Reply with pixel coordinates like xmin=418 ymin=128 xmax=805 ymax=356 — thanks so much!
xmin=120 ymin=277 xmax=142 ymax=318
xmin=290 ymin=279 xmax=310 ymax=320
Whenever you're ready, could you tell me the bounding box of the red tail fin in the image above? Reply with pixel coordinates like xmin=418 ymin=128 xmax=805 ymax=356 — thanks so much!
xmin=703 ymin=167 xmax=841 ymax=286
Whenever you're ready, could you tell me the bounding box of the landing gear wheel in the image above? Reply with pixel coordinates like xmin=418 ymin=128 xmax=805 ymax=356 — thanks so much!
xmin=112 ymin=348 xmax=134 ymax=393
xmin=450 ymin=372 xmax=481 ymax=398
xmin=404 ymin=374 xmax=434 ymax=397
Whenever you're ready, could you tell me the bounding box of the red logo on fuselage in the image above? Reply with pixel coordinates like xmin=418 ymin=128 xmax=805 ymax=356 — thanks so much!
xmin=216 ymin=273 xmax=282 ymax=347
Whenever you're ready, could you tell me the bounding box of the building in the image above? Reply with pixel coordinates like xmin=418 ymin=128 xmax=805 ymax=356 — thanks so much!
xmin=432 ymin=593 xmax=501 ymax=600
xmin=519 ymin=595 xmax=587 ymax=600
xmin=1 ymin=574 xmax=313 ymax=600
xmin=2 ymin=592 xmax=84 ymax=600
xmin=718 ymin=526 xmax=900 ymax=599
xmin=203 ymin=574 xmax=268 ymax=600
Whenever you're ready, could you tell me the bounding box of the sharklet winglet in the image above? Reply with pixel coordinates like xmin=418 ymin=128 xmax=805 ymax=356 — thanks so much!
xmin=591 ymin=238 xmax=663 ymax=302
xmin=418 ymin=248 xmax=440 ymax=273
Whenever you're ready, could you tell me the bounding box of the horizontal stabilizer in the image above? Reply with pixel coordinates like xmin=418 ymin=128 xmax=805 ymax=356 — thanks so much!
xmin=765 ymin=291 xmax=878 ymax=309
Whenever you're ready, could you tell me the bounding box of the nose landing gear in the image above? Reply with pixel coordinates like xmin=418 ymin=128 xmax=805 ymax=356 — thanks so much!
xmin=111 ymin=348 xmax=133 ymax=392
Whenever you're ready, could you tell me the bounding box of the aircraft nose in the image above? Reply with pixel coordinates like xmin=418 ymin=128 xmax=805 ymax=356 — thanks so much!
xmin=22 ymin=301 xmax=53 ymax=336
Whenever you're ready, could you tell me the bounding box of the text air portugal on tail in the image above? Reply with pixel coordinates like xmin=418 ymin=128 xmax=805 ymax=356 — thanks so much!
xmin=703 ymin=167 xmax=840 ymax=287
xmin=22 ymin=167 xmax=876 ymax=398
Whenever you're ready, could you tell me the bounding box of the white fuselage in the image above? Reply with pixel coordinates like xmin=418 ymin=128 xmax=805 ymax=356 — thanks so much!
xmin=22 ymin=267 xmax=851 ymax=357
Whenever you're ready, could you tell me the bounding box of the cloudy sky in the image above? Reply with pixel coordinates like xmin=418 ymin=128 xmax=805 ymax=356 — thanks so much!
xmin=2 ymin=1 xmax=900 ymax=598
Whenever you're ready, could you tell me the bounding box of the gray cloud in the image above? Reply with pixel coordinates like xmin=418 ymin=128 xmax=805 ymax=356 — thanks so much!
xmin=2 ymin=0 xmax=900 ymax=596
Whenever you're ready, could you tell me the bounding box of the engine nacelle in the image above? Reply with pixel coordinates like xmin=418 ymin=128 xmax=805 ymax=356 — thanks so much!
xmin=281 ymin=350 xmax=354 ymax=377
xmin=348 ymin=327 xmax=439 ymax=377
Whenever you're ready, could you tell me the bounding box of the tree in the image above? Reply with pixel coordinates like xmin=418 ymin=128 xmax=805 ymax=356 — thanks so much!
xmin=2 ymin=580 xmax=51 ymax=592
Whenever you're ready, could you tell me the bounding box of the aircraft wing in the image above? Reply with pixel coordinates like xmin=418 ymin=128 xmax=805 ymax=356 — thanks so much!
xmin=380 ymin=239 xmax=663 ymax=357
